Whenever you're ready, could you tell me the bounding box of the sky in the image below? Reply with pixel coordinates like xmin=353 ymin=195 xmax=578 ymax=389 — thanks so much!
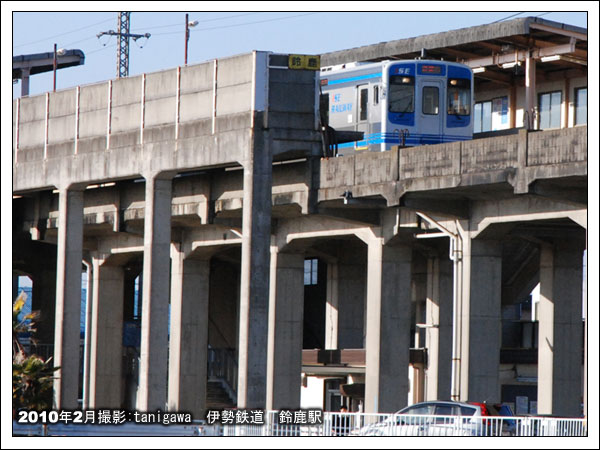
xmin=6 ymin=8 xmax=591 ymax=98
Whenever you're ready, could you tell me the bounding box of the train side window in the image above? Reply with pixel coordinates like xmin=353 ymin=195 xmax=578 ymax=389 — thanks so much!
xmin=359 ymin=87 xmax=369 ymax=121
xmin=422 ymin=86 xmax=439 ymax=115
xmin=389 ymin=75 xmax=414 ymax=113
xmin=447 ymin=78 xmax=471 ymax=116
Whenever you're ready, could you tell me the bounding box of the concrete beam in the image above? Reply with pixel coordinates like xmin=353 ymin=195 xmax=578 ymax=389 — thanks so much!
xmin=530 ymin=183 xmax=587 ymax=206
xmin=470 ymin=196 xmax=586 ymax=239
xmin=401 ymin=196 xmax=470 ymax=219
xmin=275 ymin=215 xmax=379 ymax=251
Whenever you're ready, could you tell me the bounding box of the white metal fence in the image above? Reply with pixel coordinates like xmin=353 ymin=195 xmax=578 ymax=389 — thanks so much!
xmin=221 ymin=412 xmax=587 ymax=437
xmin=13 ymin=412 xmax=587 ymax=437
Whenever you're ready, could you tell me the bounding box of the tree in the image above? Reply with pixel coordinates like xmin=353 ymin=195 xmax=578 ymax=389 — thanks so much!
xmin=12 ymin=292 xmax=58 ymax=412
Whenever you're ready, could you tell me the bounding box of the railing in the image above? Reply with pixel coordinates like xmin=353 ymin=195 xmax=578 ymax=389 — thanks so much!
xmin=13 ymin=412 xmax=587 ymax=437
xmin=221 ymin=412 xmax=588 ymax=437
xmin=207 ymin=347 xmax=237 ymax=402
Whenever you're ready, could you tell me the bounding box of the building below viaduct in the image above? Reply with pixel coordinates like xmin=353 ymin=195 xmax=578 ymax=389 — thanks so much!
xmin=12 ymin=17 xmax=587 ymax=419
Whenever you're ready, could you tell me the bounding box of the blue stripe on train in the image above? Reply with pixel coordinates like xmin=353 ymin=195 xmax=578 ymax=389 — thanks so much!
xmin=336 ymin=133 xmax=470 ymax=149
xmin=326 ymin=72 xmax=382 ymax=85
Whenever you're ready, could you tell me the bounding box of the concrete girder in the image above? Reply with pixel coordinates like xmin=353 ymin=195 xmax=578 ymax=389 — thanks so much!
xmin=529 ymin=181 xmax=587 ymax=206
xmin=273 ymin=214 xmax=380 ymax=252
xmin=469 ymin=195 xmax=587 ymax=239
xmin=400 ymin=195 xmax=470 ymax=219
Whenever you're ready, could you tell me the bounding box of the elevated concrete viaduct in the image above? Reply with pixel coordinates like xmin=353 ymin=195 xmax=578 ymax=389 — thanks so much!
xmin=13 ymin=18 xmax=587 ymax=420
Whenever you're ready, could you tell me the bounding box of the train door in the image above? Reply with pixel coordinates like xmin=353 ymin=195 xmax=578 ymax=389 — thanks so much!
xmin=355 ymin=84 xmax=369 ymax=150
xmin=418 ymin=78 xmax=443 ymax=144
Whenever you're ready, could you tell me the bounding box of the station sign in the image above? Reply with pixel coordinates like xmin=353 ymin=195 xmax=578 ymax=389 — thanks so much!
xmin=288 ymin=54 xmax=320 ymax=70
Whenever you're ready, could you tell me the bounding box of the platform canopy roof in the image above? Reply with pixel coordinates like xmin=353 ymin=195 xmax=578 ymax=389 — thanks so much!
xmin=320 ymin=17 xmax=587 ymax=87
xmin=12 ymin=49 xmax=85 ymax=80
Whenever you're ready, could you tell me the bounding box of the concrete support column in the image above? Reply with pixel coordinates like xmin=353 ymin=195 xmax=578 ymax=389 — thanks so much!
xmin=137 ymin=174 xmax=173 ymax=412
xmin=325 ymin=262 xmax=339 ymax=350
xmin=365 ymin=240 xmax=412 ymax=413
xmin=266 ymin=250 xmax=304 ymax=410
xmin=53 ymin=187 xmax=84 ymax=410
xmin=538 ymin=241 xmax=584 ymax=417
xmin=89 ymin=257 xmax=124 ymax=409
xmin=21 ymin=68 xmax=30 ymax=97
xmin=425 ymin=256 xmax=453 ymax=401
xmin=461 ymin=239 xmax=502 ymax=403
xmin=237 ymin=128 xmax=273 ymax=409
xmin=168 ymin=246 xmax=210 ymax=418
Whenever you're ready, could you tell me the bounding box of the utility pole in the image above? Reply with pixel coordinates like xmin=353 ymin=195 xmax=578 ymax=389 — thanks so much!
xmin=185 ymin=13 xmax=189 ymax=66
xmin=97 ymin=12 xmax=151 ymax=78
xmin=53 ymin=43 xmax=57 ymax=91
xmin=184 ymin=14 xmax=198 ymax=66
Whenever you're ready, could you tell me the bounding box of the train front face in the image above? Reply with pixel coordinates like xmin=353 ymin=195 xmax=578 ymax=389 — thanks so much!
xmin=383 ymin=60 xmax=473 ymax=149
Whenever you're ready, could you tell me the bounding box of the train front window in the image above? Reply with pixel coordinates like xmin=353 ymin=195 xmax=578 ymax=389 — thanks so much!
xmin=447 ymin=78 xmax=471 ymax=116
xmin=422 ymin=86 xmax=439 ymax=115
xmin=389 ymin=75 xmax=414 ymax=113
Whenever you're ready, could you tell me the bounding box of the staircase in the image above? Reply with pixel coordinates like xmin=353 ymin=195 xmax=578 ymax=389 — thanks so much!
xmin=206 ymin=380 xmax=236 ymax=409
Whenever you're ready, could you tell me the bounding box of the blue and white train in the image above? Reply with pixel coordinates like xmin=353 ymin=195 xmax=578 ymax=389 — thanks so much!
xmin=319 ymin=59 xmax=473 ymax=155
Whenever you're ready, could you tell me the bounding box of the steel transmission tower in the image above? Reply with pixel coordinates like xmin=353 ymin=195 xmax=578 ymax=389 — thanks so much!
xmin=117 ymin=12 xmax=131 ymax=78
xmin=97 ymin=12 xmax=150 ymax=78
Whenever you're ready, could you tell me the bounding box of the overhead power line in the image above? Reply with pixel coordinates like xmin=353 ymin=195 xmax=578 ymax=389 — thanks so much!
xmin=153 ymin=12 xmax=320 ymax=36
xmin=490 ymin=12 xmax=526 ymax=24
xmin=130 ymin=12 xmax=262 ymax=32
xmin=13 ymin=16 xmax=114 ymax=49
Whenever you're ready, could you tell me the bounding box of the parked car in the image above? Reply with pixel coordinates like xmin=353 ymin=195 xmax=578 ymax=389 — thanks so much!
xmin=467 ymin=402 xmax=516 ymax=436
xmin=352 ymin=401 xmax=515 ymax=436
